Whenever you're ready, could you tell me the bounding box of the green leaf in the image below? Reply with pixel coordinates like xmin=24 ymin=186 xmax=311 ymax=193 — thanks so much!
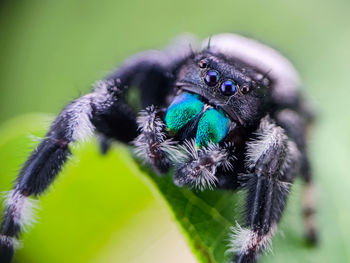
xmin=1 ymin=113 xmax=350 ymax=263
xmin=143 ymin=169 xmax=242 ymax=263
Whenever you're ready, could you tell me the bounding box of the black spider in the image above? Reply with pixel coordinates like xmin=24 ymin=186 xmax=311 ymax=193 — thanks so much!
xmin=0 ymin=33 xmax=317 ymax=263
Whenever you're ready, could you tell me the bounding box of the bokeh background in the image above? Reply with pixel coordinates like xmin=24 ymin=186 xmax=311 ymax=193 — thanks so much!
xmin=1 ymin=0 xmax=350 ymax=262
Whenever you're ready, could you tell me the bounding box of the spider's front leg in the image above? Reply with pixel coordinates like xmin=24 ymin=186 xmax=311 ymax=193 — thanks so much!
xmin=231 ymin=116 xmax=300 ymax=263
xmin=0 ymin=43 xmax=194 ymax=262
xmin=0 ymin=80 xmax=138 ymax=262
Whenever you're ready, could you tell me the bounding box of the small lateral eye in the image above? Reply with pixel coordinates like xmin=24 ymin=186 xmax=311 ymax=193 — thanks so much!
xmin=220 ymin=80 xmax=237 ymax=96
xmin=241 ymin=84 xmax=250 ymax=94
xmin=204 ymin=70 xmax=219 ymax=86
xmin=198 ymin=59 xmax=208 ymax=68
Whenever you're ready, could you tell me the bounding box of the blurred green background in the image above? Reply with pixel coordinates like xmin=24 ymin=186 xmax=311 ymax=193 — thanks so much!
xmin=1 ymin=0 xmax=350 ymax=262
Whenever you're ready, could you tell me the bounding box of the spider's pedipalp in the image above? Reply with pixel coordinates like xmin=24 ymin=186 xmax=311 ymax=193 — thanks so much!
xmin=133 ymin=106 xmax=179 ymax=174
xmin=173 ymin=140 xmax=235 ymax=190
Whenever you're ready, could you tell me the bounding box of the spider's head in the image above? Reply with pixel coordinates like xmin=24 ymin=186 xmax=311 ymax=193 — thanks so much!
xmin=174 ymin=33 xmax=301 ymax=128
xmin=166 ymin=53 xmax=270 ymax=147
xmin=176 ymin=50 xmax=271 ymax=127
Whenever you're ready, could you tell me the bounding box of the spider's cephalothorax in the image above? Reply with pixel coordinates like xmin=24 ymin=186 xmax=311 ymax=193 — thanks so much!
xmin=0 ymin=34 xmax=317 ymax=263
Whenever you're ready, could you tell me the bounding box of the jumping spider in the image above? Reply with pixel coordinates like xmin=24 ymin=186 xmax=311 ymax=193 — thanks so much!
xmin=0 ymin=33 xmax=317 ymax=263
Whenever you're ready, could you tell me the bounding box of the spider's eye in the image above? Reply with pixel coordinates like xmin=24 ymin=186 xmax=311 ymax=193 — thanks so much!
xmin=198 ymin=59 xmax=208 ymax=68
xmin=241 ymin=84 xmax=250 ymax=94
xmin=204 ymin=70 xmax=219 ymax=86
xmin=220 ymin=80 xmax=237 ymax=96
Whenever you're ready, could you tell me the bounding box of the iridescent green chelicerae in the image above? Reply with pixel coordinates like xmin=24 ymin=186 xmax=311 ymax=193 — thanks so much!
xmin=165 ymin=92 xmax=230 ymax=147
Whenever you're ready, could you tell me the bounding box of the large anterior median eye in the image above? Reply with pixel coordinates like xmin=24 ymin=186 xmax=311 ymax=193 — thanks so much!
xmin=204 ymin=70 xmax=219 ymax=86
xmin=220 ymin=80 xmax=237 ymax=96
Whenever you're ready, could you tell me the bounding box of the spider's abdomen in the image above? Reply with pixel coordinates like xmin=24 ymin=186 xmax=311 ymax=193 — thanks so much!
xmin=165 ymin=92 xmax=230 ymax=147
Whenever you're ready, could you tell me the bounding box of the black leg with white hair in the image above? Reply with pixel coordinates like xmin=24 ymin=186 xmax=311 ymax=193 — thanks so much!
xmin=0 ymin=46 xmax=192 ymax=262
xmin=0 ymin=81 xmax=138 ymax=262
xmin=276 ymin=109 xmax=318 ymax=245
xmin=230 ymin=116 xmax=300 ymax=263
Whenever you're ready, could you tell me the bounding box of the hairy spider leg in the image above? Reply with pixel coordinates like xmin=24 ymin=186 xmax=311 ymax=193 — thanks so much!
xmin=276 ymin=109 xmax=318 ymax=245
xmin=230 ymin=116 xmax=300 ymax=263
xmin=0 ymin=82 xmax=136 ymax=262
xmin=0 ymin=43 xmax=193 ymax=262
